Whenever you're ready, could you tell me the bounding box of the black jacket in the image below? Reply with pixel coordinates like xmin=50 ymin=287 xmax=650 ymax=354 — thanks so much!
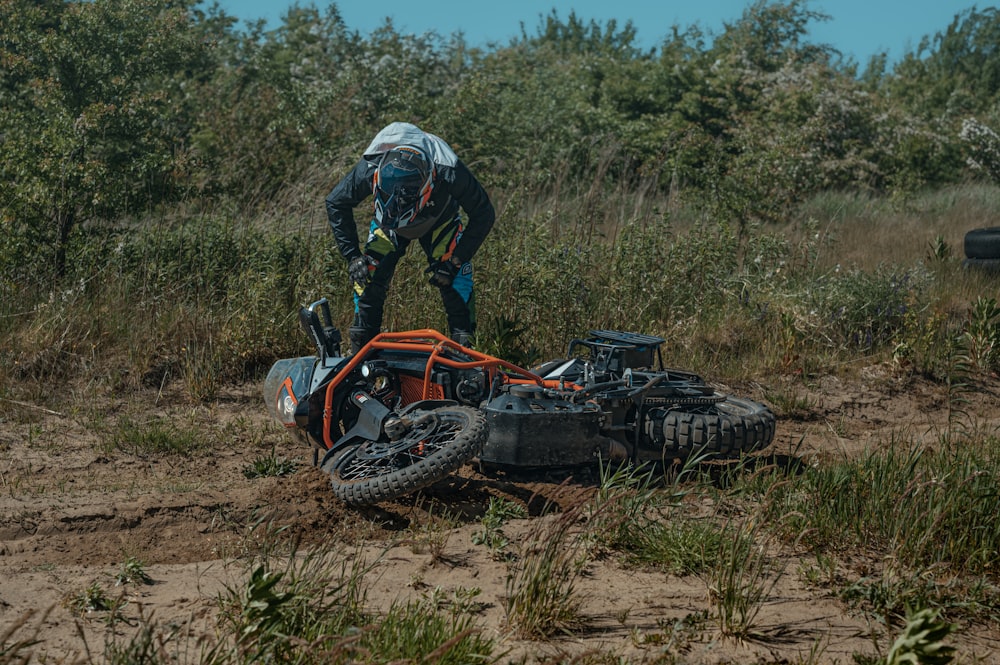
xmin=325 ymin=123 xmax=495 ymax=263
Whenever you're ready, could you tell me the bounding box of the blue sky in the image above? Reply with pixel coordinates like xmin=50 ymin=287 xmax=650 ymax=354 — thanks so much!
xmin=210 ymin=1 xmax=977 ymax=65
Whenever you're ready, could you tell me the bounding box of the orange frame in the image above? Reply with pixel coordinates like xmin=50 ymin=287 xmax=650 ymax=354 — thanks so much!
xmin=321 ymin=329 xmax=570 ymax=449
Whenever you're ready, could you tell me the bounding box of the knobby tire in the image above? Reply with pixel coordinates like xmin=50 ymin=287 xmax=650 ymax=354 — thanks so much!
xmin=323 ymin=405 xmax=486 ymax=506
xmin=964 ymin=227 xmax=1000 ymax=260
xmin=657 ymin=394 xmax=776 ymax=457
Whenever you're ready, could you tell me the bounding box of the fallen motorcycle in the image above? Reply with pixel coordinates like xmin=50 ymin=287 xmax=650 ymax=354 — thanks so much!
xmin=264 ymin=298 xmax=776 ymax=506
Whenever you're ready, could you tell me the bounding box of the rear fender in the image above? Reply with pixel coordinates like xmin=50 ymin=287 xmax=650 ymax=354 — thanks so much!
xmin=323 ymin=390 xmax=397 ymax=456
xmin=321 ymin=398 xmax=462 ymax=467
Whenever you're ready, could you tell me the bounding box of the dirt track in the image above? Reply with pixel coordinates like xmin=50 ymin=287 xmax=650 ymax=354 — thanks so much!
xmin=2 ymin=369 xmax=999 ymax=663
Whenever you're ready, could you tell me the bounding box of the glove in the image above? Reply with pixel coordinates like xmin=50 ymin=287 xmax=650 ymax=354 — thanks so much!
xmin=348 ymin=256 xmax=370 ymax=289
xmin=426 ymin=257 xmax=461 ymax=287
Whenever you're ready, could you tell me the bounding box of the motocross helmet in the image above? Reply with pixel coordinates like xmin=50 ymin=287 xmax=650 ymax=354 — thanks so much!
xmin=372 ymin=146 xmax=434 ymax=231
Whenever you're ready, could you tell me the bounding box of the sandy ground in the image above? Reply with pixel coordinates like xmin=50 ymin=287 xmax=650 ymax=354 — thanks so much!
xmin=2 ymin=366 xmax=999 ymax=663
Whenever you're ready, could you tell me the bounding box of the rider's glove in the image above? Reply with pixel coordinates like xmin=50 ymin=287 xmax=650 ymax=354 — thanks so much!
xmin=426 ymin=257 xmax=462 ymax=288
xmin=348 ymin=256 xmax=370 ymax=289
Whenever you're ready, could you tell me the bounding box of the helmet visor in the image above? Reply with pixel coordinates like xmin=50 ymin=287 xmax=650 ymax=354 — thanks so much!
xmin=373 ymin=148 xmax=432 ymax=230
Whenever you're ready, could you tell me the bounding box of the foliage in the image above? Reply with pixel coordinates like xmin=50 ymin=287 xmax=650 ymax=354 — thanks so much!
xmin=884 ymin=607 xmax=956 ymax=665
xmin=803 ymin=265 xmax=928 ymax=352
xmin=757 ymin=437 xmax=1000 ymax=577
xmin=3 ymin=1 xmax=1000 ymax=395
xmin=889 ymin=7 xmax=1000 ymax=119
xmin=1 ymin=214 xmax=329 ymax=393
xmin=108 ymin=414 xmax=206 ymax=458
xmin=471 ymin=496 xmax=526 ymax=558
xmin=242 ymin=449 xmax=299 ymax=479
xmin=962 ymin=296 xmax=1000 ymax=372
xmin=504 ymin=504 xmax=589 ymax=638
xmin=960 ymin=118 xmax=1000 ymax=184
xmin=115 ymin=556 xmax=153 ymax=586
xmin=1 ymin=0 xmax=996 ymax=266
xmin=5 ymin=0 xmax=1000 ymax=641
xmin=0 ymin=0 xmax=213 ymax=277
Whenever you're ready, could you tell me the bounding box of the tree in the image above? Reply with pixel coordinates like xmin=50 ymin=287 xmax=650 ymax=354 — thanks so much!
xmin=890 ymin=7 xmax=1000 ymax=119
xmin=0 ymin=0 xmax=212 ymax=278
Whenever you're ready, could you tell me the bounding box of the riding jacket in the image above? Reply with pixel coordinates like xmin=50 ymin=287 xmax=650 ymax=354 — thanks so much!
xmin=325 ymin=122 xmax=495 ymax=264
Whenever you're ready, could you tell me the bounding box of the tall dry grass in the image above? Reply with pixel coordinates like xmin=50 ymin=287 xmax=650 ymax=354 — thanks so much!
xmin=2 ymin=180 xmax=999 ymax=401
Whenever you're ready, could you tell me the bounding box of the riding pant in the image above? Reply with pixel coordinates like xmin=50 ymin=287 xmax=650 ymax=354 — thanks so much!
xmin=351 ymin=212 xmax=475 ymax=347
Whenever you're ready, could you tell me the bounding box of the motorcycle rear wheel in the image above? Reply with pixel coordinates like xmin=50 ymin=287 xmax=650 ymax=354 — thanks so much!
xmin=322 ymin=405 xmax=487 ymax=506
xmin=648 ymin=394 xmax=776 ymax=459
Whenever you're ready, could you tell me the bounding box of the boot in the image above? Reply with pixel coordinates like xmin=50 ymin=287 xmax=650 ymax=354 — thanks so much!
xmin=450 ymin=329 xmax=473 ymax=349
xmin=349 ymin=326 xmax=375 ymax=355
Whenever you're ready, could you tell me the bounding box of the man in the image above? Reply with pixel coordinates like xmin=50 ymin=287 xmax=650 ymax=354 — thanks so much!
xmin=326 ymin=122 xmax=495 ymax=354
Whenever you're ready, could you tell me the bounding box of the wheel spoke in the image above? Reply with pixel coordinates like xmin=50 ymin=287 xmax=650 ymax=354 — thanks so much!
xmin=336 ymin=416 xmax=465 ymax=482
xmin=323 ymin=405 xmax=490 ymax=505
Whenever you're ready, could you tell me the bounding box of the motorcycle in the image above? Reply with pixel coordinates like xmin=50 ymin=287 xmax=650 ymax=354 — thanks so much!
xmin=264 ymin=298 xmax=776 ymax=506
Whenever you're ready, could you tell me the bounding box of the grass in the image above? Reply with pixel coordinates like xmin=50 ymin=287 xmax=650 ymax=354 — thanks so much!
xmin=103 ymin=620 xmax=184 ymax=665
xmin=798 ymin=184 xmax=1000 ymax=273
xmin=0 ymin=610 xmax=45 ymax=664
xmin=10 ymin=428 xmax=1000 ymax=662
xmin=471 ymin=496 xmax=526 ymax=559
xmin=105 ymin=414 xmax=207 ymax=458
xmin=883 ymin=608 xmax=956 ymax=665
xmin=364 ymin=595 xmax=494 ymax=665
xmin=582 ymin=460 xmax=736 ymax=582
xmin=64 ymin=582 xmax=127 ymax=626
xmin=755 ymin=435 xmax=1000 ymax=577
xmin=404 ymin=499 xmax=459 ymax=563
xmin=2 ymin=186 xmax=999 ymax=391
xmin=174 ymin=530 xmax=495 ymax=664
xmin=212 ymin=542 xmax=371 ymax=662
xmin=115 ymin=556 xmax=153 ymax=586
xmin=762 ymin=384 xmax=819 ymax=420
xmin=242 ymin=448 xmax=299 ymax=479
xmin=4 ymin=184 xmax=1000 ymax=661
xmin=504 ymin=502 xmax=591 ymax=639
xmin=704 ymin=518 xmax=787 ymax=639
xmin=624 ymin=516 xmax=727 ymax=575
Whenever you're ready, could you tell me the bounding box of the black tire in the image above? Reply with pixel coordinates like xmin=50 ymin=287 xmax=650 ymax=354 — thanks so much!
xmin=964 ymin=227 xmax=1000 ymax=259
xmin=962 ymin=257 xmax=1000 ymax=274
xmin=651 ymin=394 xmax=776 ymax=458
xmin=321 ymin=405 xmax=487 ymax=506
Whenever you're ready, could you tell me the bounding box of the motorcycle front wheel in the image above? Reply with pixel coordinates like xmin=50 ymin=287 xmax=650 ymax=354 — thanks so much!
xmin=321 ymin=405 xmax=487 ymax=506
